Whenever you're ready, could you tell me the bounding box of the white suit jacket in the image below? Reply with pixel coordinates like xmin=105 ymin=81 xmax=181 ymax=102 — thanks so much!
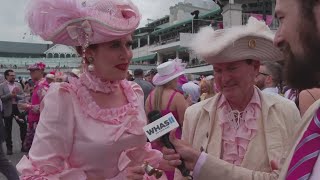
xmin=175 ymin=88 xmax=302 ymax=180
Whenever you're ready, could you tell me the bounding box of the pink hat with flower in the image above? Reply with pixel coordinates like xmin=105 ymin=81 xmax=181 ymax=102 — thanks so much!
xmin=152 ymin=58 xmax=186 ymax=86
xmin=27 ymin=62 xmax=46 ymax=71
xmin=26 ymin=0 xmax=141 ymax=47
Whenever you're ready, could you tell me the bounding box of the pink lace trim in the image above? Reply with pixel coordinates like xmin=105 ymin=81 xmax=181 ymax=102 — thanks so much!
xmin=61 ymin=77 xmax=145 ymax=141
xmin=65 ymin=77 xmax=138 ymax=124
xmin=79 ymin=72 xmax=120 ymax=94
xmin=21 ymin=170 xmax=50 ymax=180
xmin=19 ymin=156 xmax=64 ymax=180
xmin=18 ymin=156 xmax=87 ymax=180
xmin=218 ymin=96 xmax=260 ymax=166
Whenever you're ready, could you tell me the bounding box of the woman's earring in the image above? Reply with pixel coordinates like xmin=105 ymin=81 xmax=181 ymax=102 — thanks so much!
xmin=87 ymin=57 xmax=95 ymax=72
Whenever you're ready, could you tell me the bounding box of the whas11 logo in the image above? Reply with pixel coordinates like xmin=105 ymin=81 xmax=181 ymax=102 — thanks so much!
xmin=146 ymin=116 xmax=176 ymax=136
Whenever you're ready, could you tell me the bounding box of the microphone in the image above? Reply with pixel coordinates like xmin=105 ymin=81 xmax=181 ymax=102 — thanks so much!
xmin=146 ymin=110 xmax=193 ymax=179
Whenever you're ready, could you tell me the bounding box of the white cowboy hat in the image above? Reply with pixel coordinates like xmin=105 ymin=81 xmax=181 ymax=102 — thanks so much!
xmin=152 ymin=58 xmax=186 ymax=86
xmin=190 ymin=17 xmax=283 ymax=64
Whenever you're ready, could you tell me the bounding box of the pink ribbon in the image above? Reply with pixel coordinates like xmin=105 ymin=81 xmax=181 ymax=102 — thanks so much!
xmin=170 ymin=58 xmax=186 ymax=72
xmin=66 ymin=20 xmax=93 ymax=46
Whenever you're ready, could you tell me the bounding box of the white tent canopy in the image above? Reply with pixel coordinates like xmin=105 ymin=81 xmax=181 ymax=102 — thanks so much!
xmin=44 ymin=44 xmax=78 ymax=58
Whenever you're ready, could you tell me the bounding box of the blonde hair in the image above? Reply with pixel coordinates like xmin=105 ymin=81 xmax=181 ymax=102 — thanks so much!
xmin=200 ymin=79 xmax=215 ymax=97
xmin=153 ymin=79 xmax=177 ymax=111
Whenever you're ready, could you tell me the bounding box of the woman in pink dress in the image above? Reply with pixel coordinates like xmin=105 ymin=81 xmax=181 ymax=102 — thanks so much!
xmin=16 ymin=0 xmax=167 ymax=179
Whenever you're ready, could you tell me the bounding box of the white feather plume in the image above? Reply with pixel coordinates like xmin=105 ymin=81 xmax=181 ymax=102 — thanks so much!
xmin=190 ymin=17 xmax=275 ymax=59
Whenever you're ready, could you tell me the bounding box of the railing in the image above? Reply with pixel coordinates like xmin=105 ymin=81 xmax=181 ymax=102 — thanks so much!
xmin=186 ymin=62 xmax=210 ymax=68
xmin=0 ymin=57 xmax=81 ymax=69
xmin=151 ymin=20 xmax=222 ymax=47
xmin=130 ymin=63 xmax=156 ymax=66
xmin=130 ymin=61 xmax=210 ymax=68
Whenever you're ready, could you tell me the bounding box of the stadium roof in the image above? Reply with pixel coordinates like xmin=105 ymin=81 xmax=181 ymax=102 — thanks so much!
xmin=0 ymin=41 xmax=52 ymax=57
xmin=44 ymin=44 xmax=78 ymax=55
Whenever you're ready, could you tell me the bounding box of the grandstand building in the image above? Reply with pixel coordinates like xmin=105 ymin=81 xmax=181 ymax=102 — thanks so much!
xmin=132 ymin=0 xmax=277 ymax=75
xmin=0 ymin=41 xmax=81 ymax=77
xmin=1 ymin=0 xmax=278 ymax=77
xmin=0 ymin=41 xmax=51 ymax=58
xmin=0 ymin=41 xmax=156 ymax=77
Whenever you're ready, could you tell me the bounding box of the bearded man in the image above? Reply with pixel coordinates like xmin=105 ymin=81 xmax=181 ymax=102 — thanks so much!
xmin=274 ymin=0 xmax=320 ymax=179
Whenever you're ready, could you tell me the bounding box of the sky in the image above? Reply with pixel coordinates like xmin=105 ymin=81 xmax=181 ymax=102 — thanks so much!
xmin=0 ymin=0 xmax=185 ymax=43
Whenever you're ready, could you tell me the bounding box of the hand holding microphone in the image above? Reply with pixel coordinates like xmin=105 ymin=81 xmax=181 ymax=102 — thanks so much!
xmin=162 ymin=130 xmax=201 ymax=171
xmin=145 ymin=111 xmax=200 ymax=179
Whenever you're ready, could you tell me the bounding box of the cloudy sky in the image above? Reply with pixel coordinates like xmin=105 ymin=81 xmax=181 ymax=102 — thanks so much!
xmin=0 ymin=0 xmax=185 ymax=43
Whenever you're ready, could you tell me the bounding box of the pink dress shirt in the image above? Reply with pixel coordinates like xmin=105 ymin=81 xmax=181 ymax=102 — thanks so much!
xmin=217 ymin=88 xmax=261 ymax=165
xmin=27 ymin=78 xmax=49 ymax=124
xmin=193 ymin=88 xmax=261 ymax=179
xmin=7 ymin=82 xmax=16 ymax=93
xmin=16 ymin=73 xmax=164 ymax=180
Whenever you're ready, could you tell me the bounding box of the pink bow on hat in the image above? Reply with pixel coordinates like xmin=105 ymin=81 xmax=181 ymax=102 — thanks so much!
xmin=169 ymin=58 xmax=186 ymax=72
xmin=66 ymin=20 xmax=93 ymax=48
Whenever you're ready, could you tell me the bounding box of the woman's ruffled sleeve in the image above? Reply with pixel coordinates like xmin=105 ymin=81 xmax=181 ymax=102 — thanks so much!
xmin=16 ymin=83 xmax=87 ymax=180
xmin=120 ymin=82 xmax=166 ymax=179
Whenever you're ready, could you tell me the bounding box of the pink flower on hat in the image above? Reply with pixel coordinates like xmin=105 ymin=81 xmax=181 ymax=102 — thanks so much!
xmin=28 ymin=62 xmax=46 ymax=70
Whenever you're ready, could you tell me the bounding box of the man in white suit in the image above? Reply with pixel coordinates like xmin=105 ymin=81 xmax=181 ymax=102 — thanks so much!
xmin=162 ymin=17 xmax=301 ymax=180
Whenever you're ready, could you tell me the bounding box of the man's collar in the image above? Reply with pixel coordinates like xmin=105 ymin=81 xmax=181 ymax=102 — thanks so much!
xmin=217 ymin=87 xmax=261 ymax=110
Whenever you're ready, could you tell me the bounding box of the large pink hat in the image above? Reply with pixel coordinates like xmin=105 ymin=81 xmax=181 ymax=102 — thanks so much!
xmin=26 ymin=0 xmax=141 ymax=47
xmin=152 ymin=59 xmax=186 ymax=86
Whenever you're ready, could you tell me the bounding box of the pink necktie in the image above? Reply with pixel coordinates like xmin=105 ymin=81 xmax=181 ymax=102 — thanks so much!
xmin=286 ymin=108 xmax=320 ymax=180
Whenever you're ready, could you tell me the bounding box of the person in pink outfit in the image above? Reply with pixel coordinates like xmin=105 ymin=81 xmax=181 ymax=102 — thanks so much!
xmin=19 ymin=62 xmax=50 ymax=152
xmin=16 ymin=0 xmax=168 ymax=180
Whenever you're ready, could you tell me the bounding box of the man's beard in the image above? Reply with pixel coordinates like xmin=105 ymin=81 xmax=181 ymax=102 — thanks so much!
xmin=283 ymin=23 xmax=320 ymax=90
